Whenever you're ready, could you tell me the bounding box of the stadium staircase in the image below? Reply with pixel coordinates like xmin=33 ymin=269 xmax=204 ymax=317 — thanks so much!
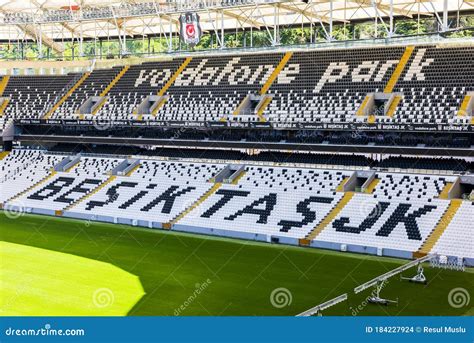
xmin=356 ymin=96 xmax=371 ymax=117
xmin=259 ymin=52 xmax=293 ymax=95
xmin=231 ymin=170 xmax=246 ymax=184
xmin=43 ymin=72 xmax=90 ymax=119
xmin=414 ymin=199 xmax=463 ymax=257
xmin=0 ymin=98 xmax=9 ymax=117
xmin=223 ymin=52 xmax=293 ymax=123
xmin=335 ymin=177 xmax=350 ymax=192
xmin=4 ymin=170 xmax=57 ymax=204
xmin=438 ymin=182 xmax=453 ymax=199
xmin=457 ymin=94 xmax=472 ymax=116
xmin=378 ymin=46 xmax=414 ymax=120
xmin=383 ymin=45 xmax=414 ymax=93
xmin=385 ymin=95 xmax=402 ymax=117
xmin=0 ymin=76 xmax=10 ymax=96
xmin=300 ymin=191 xmax=355 ymax=245
xmin=163 ymin=183 xmax=222 ymax=229
xmin=135 ymin=57 xmax=193 ymax=120
xmin=57 ymin=175 xmax=117 ymax=215
xmin=0 ymin=76 xmax=10 ymax=116
xmin=363 ymin=178 xmax=380 ymax=194
xmin=158 ymin=57 xmax=193 ymax=97
xmin=91 ymin=65 xmax=130 ymax=115
xmin=357 ymin=46 xmax=413 ymax=123
xmin=0 ymin=151 xmax=10 ymax=160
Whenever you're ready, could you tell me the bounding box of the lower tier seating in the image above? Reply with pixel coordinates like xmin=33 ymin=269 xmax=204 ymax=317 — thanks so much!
xmin=431 ymin=201 xmax=473 ymax=259
xmin=9 ymin=156 xmax=123 ymax=212
xmin=0 ymin=150 xmax=64 ymax=202
xmin=1 ymin=149 xmax=472 ymax=262
xmin=71 ymin=161 xmax=222 ymax=224
xmin=178 ymin=167 xmax=349 ymax=240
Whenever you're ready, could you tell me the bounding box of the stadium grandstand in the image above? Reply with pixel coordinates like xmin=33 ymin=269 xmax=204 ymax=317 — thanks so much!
xmin=0 ymin=0 xmax=473 ymax=317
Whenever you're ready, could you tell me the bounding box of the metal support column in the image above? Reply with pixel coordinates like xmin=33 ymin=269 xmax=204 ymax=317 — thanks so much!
xmin=389 ymin=0 xmax=394 ymax=37
xmin=220 ymin=10 xmax=225 ymax=49
xmin=329 ymin=0 xmax=333 ymax=42
xmin=442 ymin=0 xmax=449 ymax=31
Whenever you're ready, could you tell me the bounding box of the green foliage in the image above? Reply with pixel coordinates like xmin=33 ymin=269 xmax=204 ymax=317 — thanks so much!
xmin=1 ymin=14 xmax=473 ymax=60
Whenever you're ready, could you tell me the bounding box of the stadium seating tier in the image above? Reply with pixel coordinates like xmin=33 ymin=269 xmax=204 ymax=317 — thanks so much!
xmin=1 ymin=149 xmax=472 ymax=263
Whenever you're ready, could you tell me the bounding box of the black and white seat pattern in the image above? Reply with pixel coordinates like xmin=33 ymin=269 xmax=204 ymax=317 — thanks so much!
xmin=96 ymin=60 xmax=185 ymax=120
xmin=316 ymin=174 xmax=453 ymax=252
xmin=1 ymin=74 xmax=77 ymax=126
xmin=265 ymin=46 xmax=404 ymax=123
xmin=71 ymin=161 xmax=222 ymax=223
xmin=9 ymin=156 xmax=122 ymax=211
xmin=390 ymin=46 xmax=474 ymax=124
xmin=0 ymin=150 xmax=63 ymax=201
xmin=159 ymin=54 xmax=282 ymax=121
xmin=2 ymin=150 xmax=471 ymax=259
xmin=51 ymin=67 xmax=123 ymax=118
xmin=432 ymin=201 xmax=474 ymax=259
xmin=180 ymin=166 xmax=350 ymax=238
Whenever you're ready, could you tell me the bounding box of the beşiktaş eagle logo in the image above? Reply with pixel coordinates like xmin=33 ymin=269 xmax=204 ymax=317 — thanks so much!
xmin=179 ymin=12 xmax=202 ymax=46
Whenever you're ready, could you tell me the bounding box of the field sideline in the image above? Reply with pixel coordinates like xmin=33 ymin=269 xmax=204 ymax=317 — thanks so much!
xmin=1 ymin=212 xmax=472 ymax=316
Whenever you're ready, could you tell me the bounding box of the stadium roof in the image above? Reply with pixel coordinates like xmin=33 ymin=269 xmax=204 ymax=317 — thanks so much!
xmin=0 ymin=0 xmax=471 ymax=47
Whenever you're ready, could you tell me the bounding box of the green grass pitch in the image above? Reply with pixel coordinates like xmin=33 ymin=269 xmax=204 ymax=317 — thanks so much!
xmin=1 ymin=212 xmax=472 ymax=316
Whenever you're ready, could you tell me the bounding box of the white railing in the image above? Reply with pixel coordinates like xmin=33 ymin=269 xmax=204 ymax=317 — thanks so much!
xmin=0 ymin=0 xmax=270 ymax=25
xmin=296 ymin=294 xmax=348 ymax=317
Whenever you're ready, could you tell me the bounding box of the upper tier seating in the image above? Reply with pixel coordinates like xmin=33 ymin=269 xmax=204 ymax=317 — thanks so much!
xmin=265 ymin=46 xmax=404 ymax=123
xmin=1 ymin=74 xmax=77 ymax=124
xmin=158 ymin=54 xmax=282 ymax=122
xmin=51 ymin=67 xmax=123 ymax=118
xmin=5 ymin=44 xmax=473 ymax=127
xmin=265 ymin=45 xmax=474 ymax=125
xmin=95 ymin=60 xmax=185 ymax=120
